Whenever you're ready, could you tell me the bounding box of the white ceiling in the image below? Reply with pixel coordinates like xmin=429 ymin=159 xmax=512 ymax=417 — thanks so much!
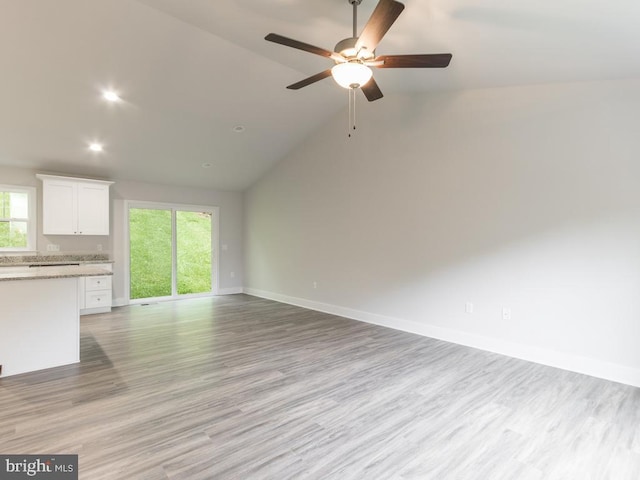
xmin=1 ymin=0 xmax=639 ymax=191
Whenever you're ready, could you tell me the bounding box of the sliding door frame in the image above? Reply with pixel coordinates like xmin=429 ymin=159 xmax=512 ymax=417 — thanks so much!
xmin=124 ymin=200 xmax=220 ymax=304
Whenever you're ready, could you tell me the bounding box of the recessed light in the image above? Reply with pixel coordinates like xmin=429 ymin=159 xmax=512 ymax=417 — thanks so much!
xmin=232 ymin=125 xmax=246 ymax=133
xmin=202 ymin=163 xmax=212 ymax=168
xmin=102 ymin=90 xmax=120 ymax=102
xmin=89 ymin=143 xmax=103 ymax=152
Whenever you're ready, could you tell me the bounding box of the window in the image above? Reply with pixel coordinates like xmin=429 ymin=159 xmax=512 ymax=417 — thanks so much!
xmin=0 ymin=185 xmax=36 ymax=252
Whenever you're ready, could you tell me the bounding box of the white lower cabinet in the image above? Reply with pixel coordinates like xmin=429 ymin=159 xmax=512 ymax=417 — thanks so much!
xmin=80 ymin=263 xmax=113 ymax=315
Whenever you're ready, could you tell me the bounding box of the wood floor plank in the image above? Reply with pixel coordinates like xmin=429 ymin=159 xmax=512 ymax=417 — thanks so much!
xmin=1 ymin=294 xmax=639 ymax=479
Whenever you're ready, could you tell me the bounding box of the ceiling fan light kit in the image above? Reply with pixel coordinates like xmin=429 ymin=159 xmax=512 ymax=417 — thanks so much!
xmin=331 ymin=62 xmax=373 ymax=89
xmin=265 ymin=0 xmax=452 ymax=134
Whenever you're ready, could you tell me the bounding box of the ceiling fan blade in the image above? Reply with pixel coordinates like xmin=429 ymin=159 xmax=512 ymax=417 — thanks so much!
xmin=375 ymin=53 xmax=453 ymax=68
xmin=265 ymin=33 xmax=343 ymax=62
xmin=355 ymin=0 xmax=405 ymax=53
xmin=361 ymin=78 xmax=384 ymax=102
xmin=286 ymin=69 xmax=333 ymax=90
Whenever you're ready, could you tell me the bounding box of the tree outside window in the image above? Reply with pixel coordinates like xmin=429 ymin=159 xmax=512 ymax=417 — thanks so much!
xmin=0 ymin=186 xmax=36 ymax=251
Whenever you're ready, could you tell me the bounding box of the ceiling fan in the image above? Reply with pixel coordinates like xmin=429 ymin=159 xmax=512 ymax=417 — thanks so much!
xmin=265 ymin=0 xmax=452 ymax=102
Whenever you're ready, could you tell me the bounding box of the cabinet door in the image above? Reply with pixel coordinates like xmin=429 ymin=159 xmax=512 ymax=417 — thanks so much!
xmin=77 ymin=183 xmax=110 ymax=235
xmin=42 ymin=180 xmax=77 ymax=234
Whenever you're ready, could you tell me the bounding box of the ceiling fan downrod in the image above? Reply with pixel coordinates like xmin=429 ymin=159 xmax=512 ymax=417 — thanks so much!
xmin=349 ymin=0 xmax=363 ymax=38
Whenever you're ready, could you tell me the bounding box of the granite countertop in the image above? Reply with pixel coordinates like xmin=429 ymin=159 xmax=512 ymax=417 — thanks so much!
xmin=0 ymin=265 xmax=113 ymax=282
xmin=0 ymin=253 xmax=113 ymax=267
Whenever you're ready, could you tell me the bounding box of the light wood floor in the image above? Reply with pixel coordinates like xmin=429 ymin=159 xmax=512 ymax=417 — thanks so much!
xmin=1 ymin=294 xmax=639 ymax=479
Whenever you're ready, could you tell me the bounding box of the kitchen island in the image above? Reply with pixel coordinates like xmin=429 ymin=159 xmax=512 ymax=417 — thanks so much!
xmin=0 ymin=265 xmax=112 ymax=378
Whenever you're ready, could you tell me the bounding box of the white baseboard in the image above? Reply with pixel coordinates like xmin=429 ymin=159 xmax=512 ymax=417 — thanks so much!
xmin=218 ymin=287 xmax=244 ymax=295
xmin=243 ymin=288 xmax=640 ymax=388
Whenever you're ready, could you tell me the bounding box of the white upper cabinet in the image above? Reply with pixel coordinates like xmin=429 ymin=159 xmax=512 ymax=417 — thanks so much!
xmin=37 ymin=174 xmax=114 ymax=235
xmin=76 ymin=182 xmax=111 ymax=235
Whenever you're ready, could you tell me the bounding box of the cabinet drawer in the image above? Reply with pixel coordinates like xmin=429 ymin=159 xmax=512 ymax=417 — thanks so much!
xmin=85 ymin=290 xmax=112 ymax=308
xmin=86 ymin=276 xmax=112 ymax=291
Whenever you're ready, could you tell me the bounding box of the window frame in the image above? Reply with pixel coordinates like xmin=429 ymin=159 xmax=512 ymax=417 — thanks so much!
xmin=0 ymin=184 xmax=37 ymax=252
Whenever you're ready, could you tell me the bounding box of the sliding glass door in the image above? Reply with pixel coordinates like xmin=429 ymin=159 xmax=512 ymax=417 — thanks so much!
xmin=128 ymin=203 xmax=217 ymax=302
xmin=176 ymin=210 xmax=212 ymax=295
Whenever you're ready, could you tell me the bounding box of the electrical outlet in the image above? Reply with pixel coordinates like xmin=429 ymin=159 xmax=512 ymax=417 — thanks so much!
xmin=313 ymin=281 xmax=318 ymax=289
xmin=230 ymin=271 xmax=235 ymax=278
xmin=502 ymin=308 xmax=512 ymax=321
xmin=46 ymin=244 xmax=60 ymax=252
xmin=465 ymin=302 xmax=474 ymax=314
xmin=97 ymin=244 xmax=103 ymax=251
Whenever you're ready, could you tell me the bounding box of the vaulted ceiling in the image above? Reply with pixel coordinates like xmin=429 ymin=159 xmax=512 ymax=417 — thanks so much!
xmin=1 ymin=0 xmax=639 ymax=191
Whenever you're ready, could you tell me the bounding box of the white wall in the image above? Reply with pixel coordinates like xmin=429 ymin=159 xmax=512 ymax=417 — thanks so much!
xmin=0 ymin=166 xmax=244 ymax=300
xmin=244 ymin=78 xmax=640 ymax=387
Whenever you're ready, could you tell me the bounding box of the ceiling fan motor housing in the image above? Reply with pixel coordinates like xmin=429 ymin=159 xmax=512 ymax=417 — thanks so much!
xmin=334 ymin=37 xmax=374 ymax=61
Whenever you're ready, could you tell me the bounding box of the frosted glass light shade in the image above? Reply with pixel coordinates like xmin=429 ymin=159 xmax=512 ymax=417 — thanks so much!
xmin=331 ymin=62 xmax=373 ymax=89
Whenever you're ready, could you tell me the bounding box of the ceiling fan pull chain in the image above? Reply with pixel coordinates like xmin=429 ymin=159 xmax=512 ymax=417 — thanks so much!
xmin=348 ymin=88 xmax=352 ymax=137
xmin=353 ymin=88 xmax=357 ymax=131
xmin=348 ymin=87 xmax=357 ymax=138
